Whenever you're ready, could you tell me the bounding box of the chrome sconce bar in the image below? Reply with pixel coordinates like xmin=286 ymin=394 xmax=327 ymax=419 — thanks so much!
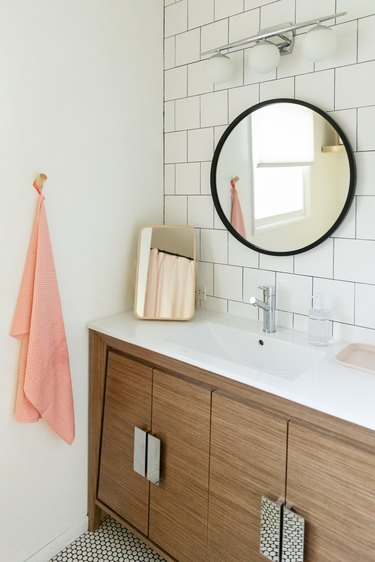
xmin=203 ymin=11 xmax=347 ymax=82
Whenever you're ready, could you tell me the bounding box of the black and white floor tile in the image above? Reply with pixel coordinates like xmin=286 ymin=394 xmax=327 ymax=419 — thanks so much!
xmin=50 ymin=517 xmax=166 ymax=562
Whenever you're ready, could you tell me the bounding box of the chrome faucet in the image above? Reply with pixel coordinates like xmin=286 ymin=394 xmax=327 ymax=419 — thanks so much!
xmin=250 ymin=285 xmax=276 ymax=333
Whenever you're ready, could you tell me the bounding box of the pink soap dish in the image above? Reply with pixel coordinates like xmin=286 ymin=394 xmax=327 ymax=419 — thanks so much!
xmin=335 ymin=344 xmax=375 ymax=374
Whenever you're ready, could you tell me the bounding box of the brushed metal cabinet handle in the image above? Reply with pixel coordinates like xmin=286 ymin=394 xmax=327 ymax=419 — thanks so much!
xmin=147 ymin=434 xmax=161 ymax=485
xmin=281 ymin=506 xmax=305 ymax=562
xmin=260 ymin=496 xmax=282 ymax=561
xmin=133 ymin=427 xmax=147 ymax=477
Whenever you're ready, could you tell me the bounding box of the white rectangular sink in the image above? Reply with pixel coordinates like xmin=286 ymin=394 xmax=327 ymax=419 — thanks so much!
xmin=167 ymin=321 xmax=326 ymax=380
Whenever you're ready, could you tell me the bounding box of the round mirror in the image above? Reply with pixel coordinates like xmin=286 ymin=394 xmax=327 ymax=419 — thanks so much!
xmin=211 ymin=98 xmax=356 ymax=255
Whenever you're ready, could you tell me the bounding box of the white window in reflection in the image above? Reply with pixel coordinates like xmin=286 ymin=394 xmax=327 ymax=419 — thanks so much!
xmin=252 ymin=103 xmax=315 ymax=164
xmin=250 ymin=103 xmax=314 ymax=230
xmin=254 ymin=166 xmax=308 ymax=223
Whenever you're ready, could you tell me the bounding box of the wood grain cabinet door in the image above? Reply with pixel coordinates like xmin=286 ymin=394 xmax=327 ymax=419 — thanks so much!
xmin=149 ymin=369 xmax=213 ymax=562
xmin=286 ymin=421 xmax=375 ymax=562
xmin=97 ymin=352 xmax=152 ymax=535
xmin=207 ymin=392 xmax=288 ymax=562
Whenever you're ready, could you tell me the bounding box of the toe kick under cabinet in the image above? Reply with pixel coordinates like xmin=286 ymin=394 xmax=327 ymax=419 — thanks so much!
xmin=88 ymin=329 xmax=375 ymax=562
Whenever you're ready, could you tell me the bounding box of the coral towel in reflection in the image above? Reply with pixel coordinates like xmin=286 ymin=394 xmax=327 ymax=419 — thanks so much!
xmin=10 ymin=186 xmax=75 ymax=445
xmin=230 ymin=179 xmax=246 ymax=239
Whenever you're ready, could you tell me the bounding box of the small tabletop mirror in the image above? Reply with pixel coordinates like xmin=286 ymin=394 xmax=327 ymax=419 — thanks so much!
xmin=134 ymin=225 xmax=196 ymax=320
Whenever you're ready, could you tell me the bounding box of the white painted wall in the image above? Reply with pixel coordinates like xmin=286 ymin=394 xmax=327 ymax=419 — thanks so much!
xmin=0 ymin=2 xmax=163 ymax=561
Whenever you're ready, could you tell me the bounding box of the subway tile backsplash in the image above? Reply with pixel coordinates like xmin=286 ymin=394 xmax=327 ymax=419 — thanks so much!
xmin=163 ymin=0 xmax=375 ymax=341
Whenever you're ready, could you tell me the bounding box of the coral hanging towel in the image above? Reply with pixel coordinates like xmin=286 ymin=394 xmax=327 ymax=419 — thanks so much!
xmin=10 ymin=185 xmax=75 ymax=445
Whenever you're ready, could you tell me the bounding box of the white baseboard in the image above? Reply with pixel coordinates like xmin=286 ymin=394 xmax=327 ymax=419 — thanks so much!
xmin=26 ymin=516 xmax=88 ymax=562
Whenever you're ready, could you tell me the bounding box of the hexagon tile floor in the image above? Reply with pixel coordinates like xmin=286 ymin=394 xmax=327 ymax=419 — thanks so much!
xmin=50 ymin=517 xmax=166 ymax=562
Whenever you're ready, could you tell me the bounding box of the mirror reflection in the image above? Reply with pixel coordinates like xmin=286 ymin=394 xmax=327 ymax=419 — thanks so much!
xmin=134 ymin=225 xmax=196 ymax=320
xmin=212 ymin=99 xmax=355 ymax=255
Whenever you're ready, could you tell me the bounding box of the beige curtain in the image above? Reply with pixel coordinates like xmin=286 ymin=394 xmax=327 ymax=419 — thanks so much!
xmin=144 ymin=248 xmax=195 ymax=319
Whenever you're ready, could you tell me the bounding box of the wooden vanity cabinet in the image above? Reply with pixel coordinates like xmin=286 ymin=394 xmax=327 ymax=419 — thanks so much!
xmin=89 ymin=329 xmax=375 ymax=562
xmin=207 ymin=392 xmax=288 ymax=562
xmin=207 ymin=392 xmax=375 ymax=562
xmin=286 ymin=421 xmax=375 ymax=562
xmin=95 ymin=347 xmax=212 ymax=562
xmin=97 ymin=352 xmax=152 ymax=534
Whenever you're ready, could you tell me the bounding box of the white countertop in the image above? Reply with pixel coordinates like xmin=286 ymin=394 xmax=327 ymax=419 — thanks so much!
xmin=87 ymin=309 xmax=375 ymax=431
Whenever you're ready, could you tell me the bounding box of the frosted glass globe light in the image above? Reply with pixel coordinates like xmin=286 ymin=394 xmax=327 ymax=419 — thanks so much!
xmin=206 ymin=53 xmax=234 ymax=83
xmin=302 ymin=25 xmax=338 ymax=61
xmin=247 ymin=42 xmax=280 ymax=74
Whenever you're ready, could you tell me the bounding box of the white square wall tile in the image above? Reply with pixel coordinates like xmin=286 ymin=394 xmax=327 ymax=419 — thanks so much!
xmin=214 ymin=125 xmax=227 ymax=147
xmin=229 ymin=84 xmax=259 ymax=122
xmin=243 ymin=268 xmax=276 ymax=303
xmin=214 ymin=263 xmax=243 ymax=300
xmin=313 ymin=278 xmax=354 ymax=324
xmin=165 ymin=131 xmax=187 ymax=163
xmin=201 ymin=20 xmax=228 ymax=54
xmin=356 ymin=152 xmax=375 ymax=195
xmin=328 ymin=109 xmax=357 ymax=151
xmin=175 ymin=96 xmax=200 ymax=130
xmin=201 ymin=161 xmax=212 ymax=194
xmin=165 ymin=66 xmax=188 ymax=101
xmin=164 ymin=37 xmax=175 ymax=69
xmin=260 ymin=77 xmax=294 ymax=102
xmin=201 ymin=229 xmax=228 ymax=263
xmin=176 ymin=29 xmax=200 ymax=66
xmin=188 ymin=128 xmax=214 ymax=161
xmin=188 ymin=60 xmax=214 ymax=96
xmin=294 ymin=239 xmax=334 ymax=279
xmin=337 ymin=0 xmax=375 ymax=22
xmin=333 ymin=323 xmax=375 ymax=345
xmin=293 ymin=314 xmax=309 ymax=333
xmin=332 ymin=202 xmax=356 ymax=239
xmin=315 ymin=21 xmax=357 ymax=71
xmin=188 ymin=0 xmax=214 ymax=29
xmin=164 ymin=101 xmax=175 ymax=132
xmin=259 ymin=254 xmax=294 ymax=273
xmin=334 ymin=239 xmax=375 ymax=284
xmin=165 ymin=196 xmax=187 ymax=224
xmin=228 ymin=235 xmax=258 ymax=268
xmin=245 ymin=0 xmax=274 ymax=8
xmin=164 ymin=164 xmax=175 ymax=195
xmin=201 ymin=90 xmax=228 ymax=127
xmin=261 ymin=0 xmax=295 ymax=28
xmin=215 ymin=0 xmax=243 ymax=20
xmin=229 ymin=10 xmax=259 ymax=43
xmin=188 ymin=195 xmax=214 ymax=227
xmin=356 ymin=283 xmax=375 ymax=329
xmin=176 ymin=162 xmax=200 ymax=194
xmin=165 ymin=0 xmax=188 ymax=37
xmin=295 ymin=70 xmax=335 ymax=112
xmin=201 ymin=295 xmax=228 ymax=313
xmin=296 ymin=0 xmax=335 ymax=22
xmin=356 ymin=196 xmax=375 ymax=240
xmin=359 ymin=16 xmax=375 ymax=62
xmin=276 ymin=273 xmax=312 ymax=315
xmin=336 ymin=61 xmax=375 ymax=110
xmin=358 ymin=106 xmax=375 ymax=151
xmin=197 ymin=260 xmax=214 ymax=295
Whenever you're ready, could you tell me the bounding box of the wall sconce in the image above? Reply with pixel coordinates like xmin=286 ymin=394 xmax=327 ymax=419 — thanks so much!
xmin=204 ymin=11 xmax=346 ymax=82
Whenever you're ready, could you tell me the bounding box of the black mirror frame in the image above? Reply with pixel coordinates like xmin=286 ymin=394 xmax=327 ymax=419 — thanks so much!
xmin=210 ymin=98 xmax=357 ymax=256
